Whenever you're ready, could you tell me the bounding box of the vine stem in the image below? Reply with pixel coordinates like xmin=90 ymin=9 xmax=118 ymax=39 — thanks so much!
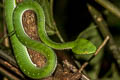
xmin=55 ymin=28 xmax=65 ymax=42
xmin=50 ymin=0 xmax=54 ymax=17
xmin=49 ymin=0 xmax=65 ymax=42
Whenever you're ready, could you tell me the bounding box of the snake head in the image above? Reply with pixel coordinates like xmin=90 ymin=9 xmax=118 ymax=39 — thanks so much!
xmin=72 ymin=38 xmax=96 ymax=54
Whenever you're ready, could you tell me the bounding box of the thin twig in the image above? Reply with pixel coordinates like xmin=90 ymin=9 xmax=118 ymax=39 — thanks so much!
xmin=70 ymin=72 xmax=89 ymax=80
xmin=95 ymin=0 xmax=120 ymax=18
xmin=79 ymin=36 xmax=109 ymax=73
xmin=55 ymin=29 xmax=65 ymax=42
xmin=63 ymin=59 xmax=90 ymax=80
xmin=88 ymin=4 xmax=120 ymax=64
xmin=70 ymin=36 xmax=109 ymax=80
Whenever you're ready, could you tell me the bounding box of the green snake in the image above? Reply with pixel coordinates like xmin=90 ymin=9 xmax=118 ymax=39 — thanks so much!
xmin=4 ymin=0 xmax=96 ymax=79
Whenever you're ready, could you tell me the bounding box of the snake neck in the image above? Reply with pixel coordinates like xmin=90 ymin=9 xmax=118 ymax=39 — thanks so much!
xmin=38 ymin=24 xmax=76 ymax=50
xmin=36 ymin=9 xmax=76 ymax=50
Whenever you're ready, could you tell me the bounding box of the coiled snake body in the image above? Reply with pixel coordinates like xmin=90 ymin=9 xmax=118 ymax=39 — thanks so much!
xmin=5 ymin=0 xmax=96 ymax=79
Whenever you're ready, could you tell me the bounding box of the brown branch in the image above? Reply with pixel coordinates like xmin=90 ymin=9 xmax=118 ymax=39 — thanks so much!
xmin=0 ymin=66 xmax=20 ymax=80
xmin=0 ymin=58 xmax=25 ymax=79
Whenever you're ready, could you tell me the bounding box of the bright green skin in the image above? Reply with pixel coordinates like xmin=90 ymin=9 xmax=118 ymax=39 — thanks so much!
xmin=37 ymin=9 xmax=96 ymax=55
xmin=5 ymin=0 xmax=57 ymax=79
xmin=5 ymin=0 xmax=96 ymax=79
